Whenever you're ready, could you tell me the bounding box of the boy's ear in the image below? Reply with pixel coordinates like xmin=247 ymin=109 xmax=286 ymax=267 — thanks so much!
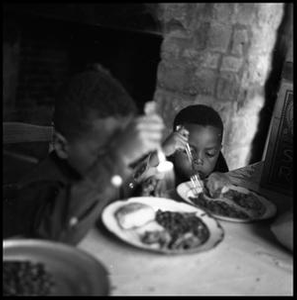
xmin=53 ymin=131 xmax=69 ymax=159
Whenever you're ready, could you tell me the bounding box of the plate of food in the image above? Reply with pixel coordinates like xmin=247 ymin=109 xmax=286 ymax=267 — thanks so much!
xmin=176 ymin=182 xmax=277 ymax=223
xmin=3 ymin=239 xmax=110 ymax=296
xmin=101 ymin=197 xmax=224 ymax=255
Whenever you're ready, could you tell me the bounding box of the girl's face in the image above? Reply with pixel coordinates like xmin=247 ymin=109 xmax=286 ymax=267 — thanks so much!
xmin=174 ymin=124 xmax=222 ymax=180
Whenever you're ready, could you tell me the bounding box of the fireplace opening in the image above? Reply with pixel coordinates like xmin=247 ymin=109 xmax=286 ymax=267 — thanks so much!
xmin=67 ymin=22 xmax=163 ymax=113
xmin=4 ymin=9 xmax=163 ymax=123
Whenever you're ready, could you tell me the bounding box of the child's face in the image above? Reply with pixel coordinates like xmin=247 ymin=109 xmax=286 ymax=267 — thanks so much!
xmin=174 ymin=124 xmax=222 ymax=180
xmin=65 ymin=116 xmax=132 ymax=176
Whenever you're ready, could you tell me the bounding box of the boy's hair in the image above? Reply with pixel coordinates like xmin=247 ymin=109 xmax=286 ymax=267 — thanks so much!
xmin=173 ymin=104 xmax=224 ymax=136
xmin=53 ymin=64 xmax=138 ymax=141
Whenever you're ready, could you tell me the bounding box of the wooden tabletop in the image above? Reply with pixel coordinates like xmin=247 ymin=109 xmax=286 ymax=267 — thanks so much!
xmin=78 ymin=162 xmax=293 ymax=296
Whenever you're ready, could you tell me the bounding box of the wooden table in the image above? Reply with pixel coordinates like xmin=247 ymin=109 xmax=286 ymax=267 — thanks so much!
xmin=78 ymin=162 xmax=293 ymax=296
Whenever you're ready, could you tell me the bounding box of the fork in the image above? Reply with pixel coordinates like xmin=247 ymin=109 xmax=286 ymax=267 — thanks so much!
xmin=176 ymin=125 xmax=204 ymax=195
xmin=185 ymin=144 xmax=204 ymax=196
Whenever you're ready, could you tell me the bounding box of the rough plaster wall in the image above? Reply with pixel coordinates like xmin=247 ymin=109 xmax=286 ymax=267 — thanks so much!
xmin=153 ymin=3 xmax=284 ymax=170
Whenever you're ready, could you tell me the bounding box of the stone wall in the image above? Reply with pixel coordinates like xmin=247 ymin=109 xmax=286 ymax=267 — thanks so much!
xmin=153 ymin=3 xmax=285 ymax=170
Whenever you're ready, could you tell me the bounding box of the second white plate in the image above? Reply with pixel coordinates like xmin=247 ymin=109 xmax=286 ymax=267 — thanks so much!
xmin=176 ymin=182 xmax=277 ymax=223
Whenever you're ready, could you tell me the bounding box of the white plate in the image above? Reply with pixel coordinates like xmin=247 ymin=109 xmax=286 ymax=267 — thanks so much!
xmin=101 ymin=197 xmax=224 ymax=255
xmin=176 ymin=182 xmax=277 ymax=223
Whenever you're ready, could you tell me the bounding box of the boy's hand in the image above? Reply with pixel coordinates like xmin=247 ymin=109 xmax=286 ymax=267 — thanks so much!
xmin=112 ymin=115 xmax=165 ymax=166
xmin=204 ymin=172 xmax=232 ymax=198
xmin=162 ymin=127 xmax=189 ymax=157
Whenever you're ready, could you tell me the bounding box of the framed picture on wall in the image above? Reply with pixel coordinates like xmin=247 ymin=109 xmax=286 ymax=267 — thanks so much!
xmin=260 ymin=78 xmax=293 ymax=196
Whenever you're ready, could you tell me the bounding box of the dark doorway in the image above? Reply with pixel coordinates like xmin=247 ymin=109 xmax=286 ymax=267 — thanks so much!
xmin=68 ymin=23 xmax=163 ymax=113
xmin=4 ymin=8 xmax=163 ymax=118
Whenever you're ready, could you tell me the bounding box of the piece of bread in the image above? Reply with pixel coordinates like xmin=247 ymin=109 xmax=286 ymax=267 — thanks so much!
xmin=115 ymin=202 xmax=155 ymax=229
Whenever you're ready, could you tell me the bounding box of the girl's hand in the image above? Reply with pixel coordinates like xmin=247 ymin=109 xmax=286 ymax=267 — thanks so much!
xmin=204 ymin=172 xmax=232 ymax=198
xmin=162 ymin=127 xmax=189 ymax=157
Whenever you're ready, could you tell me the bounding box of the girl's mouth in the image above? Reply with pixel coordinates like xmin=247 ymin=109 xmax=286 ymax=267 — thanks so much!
xmin=197 ymin=171 xmax=205 ymax=180
xmin=190 ymin=168 xmax=205 ymax=179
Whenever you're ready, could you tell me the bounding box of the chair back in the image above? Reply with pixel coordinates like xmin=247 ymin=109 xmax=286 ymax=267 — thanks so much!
xmin=3 ymin=122 xmax=54 ymax=144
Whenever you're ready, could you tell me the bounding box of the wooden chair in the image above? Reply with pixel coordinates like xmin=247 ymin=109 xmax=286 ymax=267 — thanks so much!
xmin=3 ymin=121 xmax=54 ymax=163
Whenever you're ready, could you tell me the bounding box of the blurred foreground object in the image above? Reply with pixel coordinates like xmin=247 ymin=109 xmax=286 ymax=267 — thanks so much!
xmin=3 ymin=239 xmax=110 ymax=295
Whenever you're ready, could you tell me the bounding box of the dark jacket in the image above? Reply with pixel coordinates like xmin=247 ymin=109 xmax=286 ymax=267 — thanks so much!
xmin=11 ymin=151 xmax=131 ymax=245
xmin=215 ymin=151 xmax=229 ymax=173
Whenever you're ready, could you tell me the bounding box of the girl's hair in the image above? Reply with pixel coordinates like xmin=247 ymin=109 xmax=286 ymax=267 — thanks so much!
xmin=53 ymin=64 xmax=137 ymax=141
xmin=173 ymin=104 xmax=224 ymax=135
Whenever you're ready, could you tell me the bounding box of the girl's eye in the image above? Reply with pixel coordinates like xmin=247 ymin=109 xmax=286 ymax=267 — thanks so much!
xmin=206 ymin=151 xmax=217 ymax=158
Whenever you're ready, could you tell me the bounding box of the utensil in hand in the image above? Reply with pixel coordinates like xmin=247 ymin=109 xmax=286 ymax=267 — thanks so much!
xmin=190 ymin=174 xmax=203 ymax=196
xmin=176 ymin=125 xmax=203 ymax=195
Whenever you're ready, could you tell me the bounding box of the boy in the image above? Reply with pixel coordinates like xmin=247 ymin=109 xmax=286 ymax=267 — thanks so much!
xmin=7 ymin=65 xmax=164 ymax=245
xmin=137 ymin=104 xmax=231 ymax=197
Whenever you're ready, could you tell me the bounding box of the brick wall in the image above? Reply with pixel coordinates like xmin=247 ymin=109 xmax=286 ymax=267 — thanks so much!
xmin=154 ymin=3 xmax=286 ymax=170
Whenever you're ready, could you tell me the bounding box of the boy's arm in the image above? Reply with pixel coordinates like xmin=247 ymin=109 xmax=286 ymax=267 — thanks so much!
xmin=32 ymin=150 xmax=132 ymax=245
xmin=132 ymin=128 xmax=189 ymax=183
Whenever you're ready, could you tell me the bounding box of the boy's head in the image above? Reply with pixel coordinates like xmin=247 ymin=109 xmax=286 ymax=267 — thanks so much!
xmin=173 ymin=105 xmax=224 ymax=180
xmin=53 ymin=64 xmax=137 ymax=175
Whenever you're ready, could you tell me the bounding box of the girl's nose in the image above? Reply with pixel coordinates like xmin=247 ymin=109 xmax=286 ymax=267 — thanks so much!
xmin=193 ymin=153 xmax=203 ymax=165
xmin=196 ymin=157 xmax=203 ymax=165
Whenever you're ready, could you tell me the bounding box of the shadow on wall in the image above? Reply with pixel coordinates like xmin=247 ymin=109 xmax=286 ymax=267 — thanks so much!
xmin=249 ymin=3 xmax=293 ymax=164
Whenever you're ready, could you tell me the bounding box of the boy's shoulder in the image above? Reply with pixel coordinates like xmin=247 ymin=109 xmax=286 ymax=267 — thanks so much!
xmin=17 ymin=151 xmax=80 ymax=188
